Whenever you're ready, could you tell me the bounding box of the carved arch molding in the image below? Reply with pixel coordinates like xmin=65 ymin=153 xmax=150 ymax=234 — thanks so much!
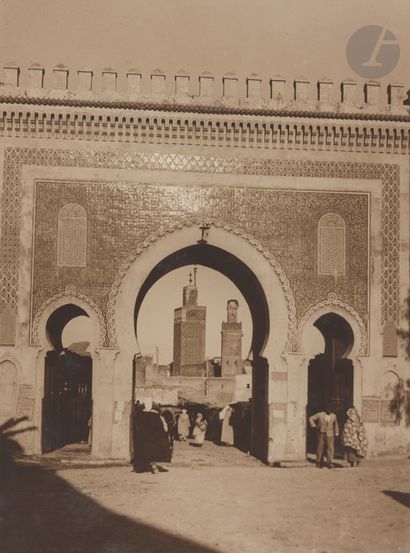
xmin=106 ymin=217 xmax=297 ymax=348
xmin=0 ymin=147 xmax=396 ymax=347
xmin=31 ymin=285 xmax=106 ymax=347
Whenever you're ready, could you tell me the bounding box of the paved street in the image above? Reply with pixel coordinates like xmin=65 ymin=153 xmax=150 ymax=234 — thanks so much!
xmin=1 ymin=440 xmax=409 ymax=553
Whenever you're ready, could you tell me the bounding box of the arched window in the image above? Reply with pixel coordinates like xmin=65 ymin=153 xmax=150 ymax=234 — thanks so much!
xmin=317 ymin=213 xmax=346 ymax=277
xmin=0 ymin=360 xmax=18 ymax=421
xmin=57 ymin=203 xmax=87 ymax=267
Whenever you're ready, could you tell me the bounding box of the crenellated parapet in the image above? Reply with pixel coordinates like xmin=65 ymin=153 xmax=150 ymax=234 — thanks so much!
xmin=1 ymin=64 xmax=409 ymax=117
xmin=0 ymin=65 xmax=409 ymax=155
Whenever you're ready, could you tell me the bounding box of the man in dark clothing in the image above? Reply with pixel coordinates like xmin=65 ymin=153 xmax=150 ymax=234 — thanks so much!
xmin=161 ymin=409 xmax=176 ymax=453
xmin=132 ymin=402 xmax=171 ymax=474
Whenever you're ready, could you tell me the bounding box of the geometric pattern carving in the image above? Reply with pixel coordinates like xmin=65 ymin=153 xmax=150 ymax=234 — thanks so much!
xmin=382 ymin=165 xmax=401 ymax=326
xmin=31 ymin=285 xmax=106 ymax=347
xmin=57 ymin=203 xmax=87 ymax=267
xmin=33 ymin=181 xmax=368 ymax=341
xmin=106 ymin=216 xmax=297 ymax=349
xmin=317 ymin=213 xmax=346 ymax=277
xmin=0 ymin=147 xmax=400 ymax=349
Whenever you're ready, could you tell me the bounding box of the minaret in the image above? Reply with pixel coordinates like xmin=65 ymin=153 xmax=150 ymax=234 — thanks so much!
xmin=221 ymin=299 xmax=243 ymax=376
xmin=172 ymin=267 xmax=207 ymax=376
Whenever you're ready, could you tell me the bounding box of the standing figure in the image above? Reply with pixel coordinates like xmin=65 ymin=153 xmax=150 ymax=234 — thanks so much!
xmin=131 ymin=401 xmax=145 ymax=471
xmin=342 ymin=407 xmax=368 ymax=467
xmin=219 ymin=404 xmax=234 ymax=446
xmin=309 ymin=405 xmax=339 ymax=468
xmin=177 ymin=408 xmax=190 ymax=441
xmin=87 ymin=415 xmax=92 ymax=447
xmin=132 ymin=401 xmax=171 ymax=474
xmin=161 ymin=409 xmax=176 ymax=453
xmin=192 ymin=413 xmax=207 ymax=447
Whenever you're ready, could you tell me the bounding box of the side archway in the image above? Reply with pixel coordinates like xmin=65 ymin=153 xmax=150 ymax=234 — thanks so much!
xmin=299 ymin=298 xmax=365 ymax=458
xmin=33 ymin=289 xmax=103 ymax=454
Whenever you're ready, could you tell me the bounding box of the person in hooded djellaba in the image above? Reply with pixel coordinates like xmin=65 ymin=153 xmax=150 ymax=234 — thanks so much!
xmin=342 ymin=407 xmax=368 ymax=467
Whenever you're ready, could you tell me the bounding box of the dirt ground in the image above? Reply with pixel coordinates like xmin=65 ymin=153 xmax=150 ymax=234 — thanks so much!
xmin=1 ymin=440 xmax=409 ymax=553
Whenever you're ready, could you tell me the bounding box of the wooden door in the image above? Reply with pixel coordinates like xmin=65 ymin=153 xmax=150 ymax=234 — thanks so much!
xmin=42 ymin=351 xmax=61 ymax=453
xmin=306 ymin=353 xmax=353 ymax=457
xmin=251 ymin=356 xmax=269 ymax=462
xmin=42 ymin=351 xmax=92 ymax=452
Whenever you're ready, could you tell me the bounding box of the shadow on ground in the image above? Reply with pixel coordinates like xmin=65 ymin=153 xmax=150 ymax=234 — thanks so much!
xmin=0 ymin=418 xmax=218 ymax=553
xmin=382 ymin=490 xmax=410 ymax=509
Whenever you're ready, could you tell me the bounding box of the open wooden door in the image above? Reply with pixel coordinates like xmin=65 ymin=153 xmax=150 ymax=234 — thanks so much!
xmin=42 ymin=350 xmax=92 ymax=453
xmin=251 ymin=356 xmax=269 ymax=462
xmin=306 ymin=353 xmax=353 ymax=457
xmin=42 ymin=351 xmax=61 ymax=453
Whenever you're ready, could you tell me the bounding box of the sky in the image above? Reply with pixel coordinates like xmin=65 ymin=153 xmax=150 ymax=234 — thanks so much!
xmin=1 ymin=0 xmax=409 ymax=90
xmin=62 ymin=266 xmax=252 ymax=364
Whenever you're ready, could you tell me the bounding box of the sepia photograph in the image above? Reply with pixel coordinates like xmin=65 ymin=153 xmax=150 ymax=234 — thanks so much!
xmin=0 ymin=1 xmax=409 ymax=552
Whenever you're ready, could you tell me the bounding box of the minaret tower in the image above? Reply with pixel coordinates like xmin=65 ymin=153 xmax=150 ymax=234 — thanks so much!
xmin=172 ymin=267 xmax=207 ymax=376
xmin=221 ymin=299 xmax=243 ymax=376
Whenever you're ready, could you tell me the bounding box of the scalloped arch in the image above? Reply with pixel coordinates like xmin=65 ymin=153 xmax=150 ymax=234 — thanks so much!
xmin=31 ymin=285 xmax=106 ymax=347
xmin=295 ymin=293 xmax=367 ymax=355
xmin=106 ymin=217 xmax=297 ymax=349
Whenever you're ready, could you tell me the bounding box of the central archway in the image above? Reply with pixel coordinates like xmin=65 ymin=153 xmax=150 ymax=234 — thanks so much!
xmin=134 ymin=244 xmax=269 ymax=360
xmin=112 ymin=222 xmax=293 ymax=462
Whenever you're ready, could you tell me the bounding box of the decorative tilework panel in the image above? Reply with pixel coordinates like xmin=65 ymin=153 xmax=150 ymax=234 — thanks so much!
xmin=0 ymin=147 xmax=399 ymax=346
xmin=32 ymin=180 xmax=369 ymax=342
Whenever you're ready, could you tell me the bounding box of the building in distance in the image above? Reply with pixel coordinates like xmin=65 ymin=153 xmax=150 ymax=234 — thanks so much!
xmin=172 ymin=267 xmax=206 ymax=376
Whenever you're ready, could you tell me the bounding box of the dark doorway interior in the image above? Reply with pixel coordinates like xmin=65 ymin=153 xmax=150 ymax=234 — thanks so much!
xmin=42 ymin=304 xmax=93 ymax=454
xmin=306 ymin=313 xmax=354 ymax=457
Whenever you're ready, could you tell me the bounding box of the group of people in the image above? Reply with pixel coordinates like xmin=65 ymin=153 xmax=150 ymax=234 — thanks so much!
xmin=309 ymin=405 xmax=368 ymax=468
xmin=132 ymin=400 xmax=367 ymax=473
xmin=131 ymin=402 xmax=208 ymax=474
xmin=177 ymin=409 xmax=208 ymax=446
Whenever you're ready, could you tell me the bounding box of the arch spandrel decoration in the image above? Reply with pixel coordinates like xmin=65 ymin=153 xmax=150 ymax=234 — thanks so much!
xmin=317 ymin=213 xmax=346 ymax=277
xmin=57 ymin=203 xmax=87 ymax=268
xmin=31 ymin=285 xmax=106 ymax=347
xmin=295 ymin=292 xmax=367 ymax=355
xmin=106 ymin=217 xmax=297 ymax=350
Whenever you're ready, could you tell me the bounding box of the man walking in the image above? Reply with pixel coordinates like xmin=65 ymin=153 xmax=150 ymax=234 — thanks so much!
xmin=309 ymin=405 xmax=339 ymax=468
